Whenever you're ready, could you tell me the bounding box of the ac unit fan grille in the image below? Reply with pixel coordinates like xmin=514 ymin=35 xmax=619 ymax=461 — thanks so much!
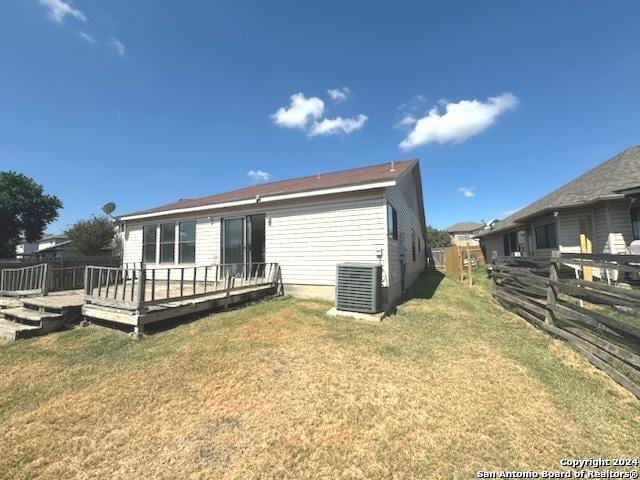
xmin=335 ymin=264 xmax=382 ymax=313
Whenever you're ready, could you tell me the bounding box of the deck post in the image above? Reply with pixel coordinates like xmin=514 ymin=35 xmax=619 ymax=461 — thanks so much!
xmin=42 ymin=264 xmax=50 ymax=296
xmin=225 ymin=268 xmax=232 ymax=310
xmin=136 ymin=268 xmax=146 ymax=314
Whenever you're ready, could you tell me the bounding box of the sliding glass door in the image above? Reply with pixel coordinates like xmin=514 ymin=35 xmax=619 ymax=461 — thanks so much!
xmin=222 ymin=218 xmax=245 ymax=265
xmin=222 ymin=215 xmax=266 ymax=275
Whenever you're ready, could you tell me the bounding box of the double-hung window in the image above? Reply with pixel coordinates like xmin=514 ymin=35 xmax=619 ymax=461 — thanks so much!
xmin=387 ymin=205 xmax=398 ymax=240
xmin=159 ymin=223 xmax=176 ymax=263
xmin=142 ymin=225 xmax=157 ymax=263
xmin=142 ymin=221 xmax=197 ymax=264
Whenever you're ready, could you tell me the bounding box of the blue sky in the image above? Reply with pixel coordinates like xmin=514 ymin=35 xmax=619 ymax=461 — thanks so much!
xmin=1 ymin=1 xmax=639 ymax=232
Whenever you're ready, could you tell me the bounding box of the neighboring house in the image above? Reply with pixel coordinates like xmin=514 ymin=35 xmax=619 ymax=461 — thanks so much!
xmin=16 ymin=234 xmax=70 ymax=259
xmin=446 ymin=221 xmax=484 ymax=246
xmin=477 ymin=146 xmax=640 ymax=260
xmin=117 ymin=160 xmax=427 ymax=307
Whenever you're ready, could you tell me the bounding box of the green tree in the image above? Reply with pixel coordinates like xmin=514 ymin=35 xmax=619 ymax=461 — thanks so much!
xmin=65 ymin=215 xmax=117 ymax=256
xmin=426 ymin=225 xmax=452 ymax=248
xmin=0 ymin=172 xmax=62 ymax=258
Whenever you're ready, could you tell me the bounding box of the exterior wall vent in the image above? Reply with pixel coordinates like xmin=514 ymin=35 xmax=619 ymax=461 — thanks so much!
xmin=335 ymin=263 xmax=382 ymax=314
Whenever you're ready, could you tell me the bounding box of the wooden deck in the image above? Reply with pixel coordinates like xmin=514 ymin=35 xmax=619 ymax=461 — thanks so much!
xmin=83 ymin=283 xmax=277 ymax=328
xmin=82 ymin=263 xmax=282 ymax=333
xmin=1 ymin=262 xmax=282 ymax=336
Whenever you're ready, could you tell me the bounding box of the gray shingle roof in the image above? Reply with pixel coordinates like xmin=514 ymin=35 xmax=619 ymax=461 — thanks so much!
xmin=445 ymin=221 xmax=484 ymax=233
xmin=478 ymin=146 xmax=640 ymax=236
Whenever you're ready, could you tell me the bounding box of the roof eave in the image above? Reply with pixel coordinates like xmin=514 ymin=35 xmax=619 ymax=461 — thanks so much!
xmin=118 ymin=180 xmax=397 ymax=222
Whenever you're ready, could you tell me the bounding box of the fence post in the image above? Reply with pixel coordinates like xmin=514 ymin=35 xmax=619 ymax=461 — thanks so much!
xmin=545 ymin=250 xmax=560 ymax=326
xmin=136 ymin=268 xmax=146 ymax=313
xmin=466 ymin=244 xmax=473 ymax=286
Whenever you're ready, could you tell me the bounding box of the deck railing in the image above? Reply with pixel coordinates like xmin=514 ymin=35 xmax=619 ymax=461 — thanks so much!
xmin=84 ymin=263 xmax=281 ymax=312
xmin=0 ymin=263 xmax=48 ymax=296
xmin=49 ymin=266 xmax=88 ymax=292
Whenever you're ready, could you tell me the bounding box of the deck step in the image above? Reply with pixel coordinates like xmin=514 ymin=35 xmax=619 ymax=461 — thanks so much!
xmin=0 ymin=318 xmax=40 ymax=340
xmin=0 ymin=298 xmax=23 ymax=310
xmin=1 ymin=307 xmax=63 ymax=326
xmin=21 ymin=295 xmax=83 ymax=312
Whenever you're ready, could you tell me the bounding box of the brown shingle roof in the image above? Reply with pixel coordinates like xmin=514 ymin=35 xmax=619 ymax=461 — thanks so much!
xmin=120 ymin=159 xmax=418 ymax=218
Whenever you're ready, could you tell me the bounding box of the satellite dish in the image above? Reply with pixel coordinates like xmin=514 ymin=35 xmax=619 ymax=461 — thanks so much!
xmin=101 ymin=202 xmax=116 ymax=215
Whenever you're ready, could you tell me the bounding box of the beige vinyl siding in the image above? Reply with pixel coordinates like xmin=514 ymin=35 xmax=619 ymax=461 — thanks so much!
xmin=264 ymin=191 xmax=387 ymax=286
xmin=122 ymin=224 xmax=142 ymax=265
xmin=196 ymin=218 xmax=219 ymax=265
xmin=607 ymin=200 xmax=633 ymax=254
xmin=594 ymin=206 xmax=609 ymax=253
xmin=386 ymin=170 xmax=426 ymax=300
xmin=557 ymin=208 xmax=593 ymax=254
xmin=482 ymin=233 xmax=503 ymax=259
xmin=121 ymin=190 xmax=388 ymax=288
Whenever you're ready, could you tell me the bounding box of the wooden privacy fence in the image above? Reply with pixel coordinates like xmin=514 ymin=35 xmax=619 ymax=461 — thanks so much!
xmin=84 ymin=263 xmax=281 ymax=312
xmin=443 ymin=245 xmax=485 ymax=285
xmin=489 ymin=252 xmax=640 ymax=398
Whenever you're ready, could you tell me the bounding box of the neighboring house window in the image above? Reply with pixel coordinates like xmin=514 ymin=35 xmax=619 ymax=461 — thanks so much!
xmin=534 ymin=223 xmax=557 ymax=249
xmin=179 ymin=221 xmax=196 ymax=263
xmin=159 ymin=223 xmax=176 ymax=263
xmin=418 ymin=237 xmax=421 ymax=252
xmin=387 ymin=205 xmax=398 ymax=240
xmin=411 ymin=230 xmax=416 ymax=261
xmin=632 ymin=207 xmax=640 ymax=240
xmin=142 ymin=225 xmax=157 ymax=263
xmin=503 ymin=232 xmax=518 ymax=256
xmin=457 ymin=234 xmax=470 ymax=242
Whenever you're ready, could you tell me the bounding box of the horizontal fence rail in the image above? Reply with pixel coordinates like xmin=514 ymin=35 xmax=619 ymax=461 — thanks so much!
xmin=84 ymin=263 xmax=280 ymax=312
xmin=489 ymin=252 xmax=640 ymax=399
xmin=0 ymin=263 xmax=48 ymax=296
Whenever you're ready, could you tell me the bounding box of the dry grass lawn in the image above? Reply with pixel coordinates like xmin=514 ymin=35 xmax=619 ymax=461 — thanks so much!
xmin=0 ymin=269 xmax=639 ymax=479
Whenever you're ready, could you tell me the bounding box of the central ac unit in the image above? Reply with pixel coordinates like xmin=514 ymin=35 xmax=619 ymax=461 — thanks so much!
xmin=335 ymin=263 xmax=382 ymax=314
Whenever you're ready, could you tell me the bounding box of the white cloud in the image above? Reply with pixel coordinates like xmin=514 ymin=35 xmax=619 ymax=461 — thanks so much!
xmin=399 ymin=92 xmax=519 ymax=150
xmin=394 ymin=115 xmax=417 ymax=129
xmin=38 ymin=0 xmax=86 ymax=23
xmin=458 ymin=187 xmax=476 ymax=198
xmin=108 ymin=37 xmax=126 ymax=56
xmin=247 ymin=169 xmax=270 ymax=182
xmin=308 ymin=115 xmax=368 ymax=137
xmin=78 ymin=31 xmax=95 ymax=43
xmin=272 ymin=90 xmax=368 ymax=137
xmin=327 ymin=87 xmax=351 ymax=103
xmin=271 ymin=93 xmax=324 ymax=129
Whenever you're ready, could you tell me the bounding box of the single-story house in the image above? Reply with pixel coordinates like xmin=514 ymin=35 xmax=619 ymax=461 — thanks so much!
xmin=116 ymin=159 xmax=427 ymax=307
xmin=477 ymin=146 xmax=640 ymax=259
xmin=446 ymin=221 xmax=484 ymax=246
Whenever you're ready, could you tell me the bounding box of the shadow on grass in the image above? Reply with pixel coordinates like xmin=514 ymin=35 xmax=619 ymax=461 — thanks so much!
xmin=403 ymin=268 xmax=446 ymax=301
